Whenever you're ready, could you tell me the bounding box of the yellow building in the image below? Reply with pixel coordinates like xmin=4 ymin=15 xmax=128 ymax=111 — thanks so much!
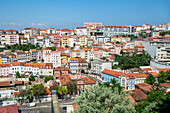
xmin=61 ymin=53 xmax=69 ymax=66
xmin=0 ymin=57 xmax=1 ymax=64
xmin=40 ymin=29 xmax=46 ymax=36
xmin=61 ymin=36 xmax=69 ymax=47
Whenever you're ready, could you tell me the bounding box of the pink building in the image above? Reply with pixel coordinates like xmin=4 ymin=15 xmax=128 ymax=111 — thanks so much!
xmin=114 ymin=44 xmax=121 ymax=55
xmin=53 ymin=66 xmax=70 ymax=79
xmin=84 ymin=22 xmax=102 ymax=28
xmin=44 ymin=51 xmax=61 ymax=68
xmin=53 ymin=35 xmax=61 ymax=47
xmin=92 ymin=48 xmax=100 ymax=59
xmin=0 ymin=64 xmax=11 ymax=76
xmin=59 ymin=75 xmax=96 ymax=95
xmin=7 ymin=34 xmax=19 ymax=45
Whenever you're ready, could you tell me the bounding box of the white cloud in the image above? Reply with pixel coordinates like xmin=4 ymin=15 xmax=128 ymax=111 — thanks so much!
xmin=10 ymin=22 xmax=16 ymax=25
xmin=37 ymin=23 xmax=45 ymax=26
xmin=30 ymin=23 xmax=36 ymax=26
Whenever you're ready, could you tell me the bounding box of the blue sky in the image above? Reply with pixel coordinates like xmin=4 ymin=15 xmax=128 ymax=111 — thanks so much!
xmin=0 ymin=0 xmax=170 ymax=30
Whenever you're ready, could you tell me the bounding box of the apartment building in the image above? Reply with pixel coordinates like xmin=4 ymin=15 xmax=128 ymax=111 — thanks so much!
xmin=0 ymin=62 xmax=53 ymax=77
xmin=91 ymin=60 xmax=112 ymax=76
xmin=61 ymin=36 xmax=69 ymax=47
xmin=15 ymin=51 xmax=27 ymax=62
xmin=102 ymin=69 xmax=149 ymax=90
xmin=44 ymin=51 xmax=61 ymax=68
xmin=156 ymin=47 xmax=170 ymax=62
xmin=70 ymin=58 xmax=88 ymax=73
xmin=102 ymin=25 xmax=134 ymax=37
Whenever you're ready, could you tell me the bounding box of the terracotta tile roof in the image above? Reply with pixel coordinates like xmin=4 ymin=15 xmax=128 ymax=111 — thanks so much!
xmin=133 ymin=73 xmax=147 ymax=78
xmin=13 ymin=91 xmax=20 ymax=95
xmin=61 ymin=52 xmax=67 ymax=56
xmin=0 ymin=81 xmax=10 ymax=86
xmin=126 ymin=94 xmax=137 ymax=105
xmin=135 ymin=83 xmax=152 ymax=92
xmin=43 ymin=48 xmax=51 ymax=50
xmin=115 ymin=44 xmax=121 ymax=46
xmin=135 ymin=45 xmax=144 ymax=48
xmin=30 ymin=49 xmax=36 ymax=51
xmin=142 ymin=68 xmax=152 ymax=71
xmin=150 ymin=72 xmax=158 ymax=77
xmin=82 ymin=77 xmax=96 ymax=84
xmin=70 ymin=58 xmax=78 ymax=61
xmin=54 ymin=66 xmax=70 ymax=71
xmin=15 ymin=81 xmax=23 ymax=84
xmin=0 ymin=104 xmax=18 ymax=113
xmin=93 ymin=48 xmax=99 ymax=51
xmin=60 ymin=76 xmax=72 ymax=86
xmin=131 ymin=89 xmax=147 ymax=101
xmin=158 ymin=68 xmax=170 ymax=72
xmin=102 ymin=69 xmax=123 ymax=77
xmin=78 ymin=58 xmax=87 ymax=63
xmin=161 ymin=82 xmax=170 ymax=88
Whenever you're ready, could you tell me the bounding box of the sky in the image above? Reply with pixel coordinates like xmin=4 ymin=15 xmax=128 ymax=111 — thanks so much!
xmin=0 ymin=0 xmax=170 ymax=30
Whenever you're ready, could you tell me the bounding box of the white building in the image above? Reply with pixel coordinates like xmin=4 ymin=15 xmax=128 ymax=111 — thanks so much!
xmin=91 ymin=60 xmax=112 ymax=76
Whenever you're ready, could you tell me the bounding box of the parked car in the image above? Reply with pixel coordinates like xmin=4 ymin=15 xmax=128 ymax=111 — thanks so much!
xmin=28 ymin=103 xmax=36 ymax=107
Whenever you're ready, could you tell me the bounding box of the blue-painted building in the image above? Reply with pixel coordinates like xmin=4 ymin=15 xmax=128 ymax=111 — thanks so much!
xmin=102 ymin=69 xmax=139 ymax=90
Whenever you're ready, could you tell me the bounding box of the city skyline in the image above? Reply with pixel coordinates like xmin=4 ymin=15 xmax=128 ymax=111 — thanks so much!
xmin=0 ymin=0 xmax=170 ymax=30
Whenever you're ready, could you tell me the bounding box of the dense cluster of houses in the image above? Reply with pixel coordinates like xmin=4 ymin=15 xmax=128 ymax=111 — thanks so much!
xmin=0 ymin=22 xmax=170 ymax=108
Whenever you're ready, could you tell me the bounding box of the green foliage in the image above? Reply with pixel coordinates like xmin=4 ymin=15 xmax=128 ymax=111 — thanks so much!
xmin=29 ymin=75 xmax=35 ymax=81
xmin=73 ymin=84 xmax=136 ymax=113
xmin=67 ymin=81 xmax=77 ymax=95
xmin=88 ymin=59 xmax=94 ymax=68
xmin=33 ymin=84 xmax=46 ymax=102
xmin=159 ymin=31 xmax=170 ymax=36
xmin=158 ymin=71 xmax=166 ymax=83
xmin=39 ymin=75 xmax=44 ymax=79
xmin=144 ymin=74 xmax=156 ymax=85
xmin=135 ymin=88 xmax=170 ymax=113
xmin=81 ymin=70 xmax=85 ymax=73
xmin=16 ymin=71 xmax=21 ymax=78
xmin=166 ymin=70 xmax=170 ymax=81
xmin=47 ymin=47 xmax=56 ymax=51
xmin=65 ymin=45 xmax=69 ymax=48
xmin=49 ymin=84 xmax=68 ymax=95
xmin=41 ymin=58 xmax=44 ymax=62
xmin=115 ymin=53 xmax=151 ymax=69
xmin=44 ymin=75 xmax=54 ymax=83
xmin=5 ymin=43 xmax=42 ymax=51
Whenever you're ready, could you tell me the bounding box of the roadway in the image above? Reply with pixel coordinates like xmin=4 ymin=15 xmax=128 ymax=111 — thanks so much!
xmin=18 ymin=99 xmax=75 ymax=113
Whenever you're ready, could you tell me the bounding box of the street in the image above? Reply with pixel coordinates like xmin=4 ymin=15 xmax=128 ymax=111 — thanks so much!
xmin=18 ymin=99 xmax=75 ymax=113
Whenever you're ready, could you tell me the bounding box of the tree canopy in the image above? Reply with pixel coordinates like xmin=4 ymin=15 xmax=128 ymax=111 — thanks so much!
xmin=114 ymin=53 xmax=151 ymax=70
xmin=73 ymin=84 xmax=136 ymax=113
xmin=33 ymin=84 xmax=46 ymax=102
xmin=67 ymin=81 xmax=77 ymax=95
xmin=144 ymin=74 xmax=156 ymax=85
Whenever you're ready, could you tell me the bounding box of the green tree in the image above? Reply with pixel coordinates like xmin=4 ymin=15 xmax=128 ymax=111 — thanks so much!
xmin=166 ymin=70 xmax=170 ymax=81
xmin=73 ymin=84 xmax=136 ymax=113
xmin=39 ymin=75 xmax=44 ymax=79
xmin=29 ymin=75 xmax=35 ymax=81
xmin=44 ymin=76 xmax=53 ymax=83
xmin=33 ymin=84 xmax=46 ymax=103
xmin=49 ymin=84 xmax=68 ymax=96
xmin=81 ymin=70 xmax=85 ymax=73
xmin=135 ymin=88 xmax=167 ymax=113
xmin=158 ymin=71 xmax=166 ymax=83
xmin=41 ymin=58 xmax=44 ymax=62
xmin=16 ymin=71 xmax=21 ymax=78
xmin=67 ymin=81 xmax=77 ymax=95
xmin=144 ymin=74 xmax=156 ymax=85
xmin=65 ymin=45 xmax=69 ymax=48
